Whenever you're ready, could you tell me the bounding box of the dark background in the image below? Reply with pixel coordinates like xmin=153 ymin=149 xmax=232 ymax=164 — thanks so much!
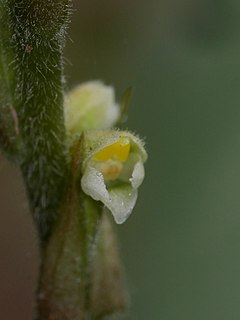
xmin=2 ymin=0 xmax=240 ymax=319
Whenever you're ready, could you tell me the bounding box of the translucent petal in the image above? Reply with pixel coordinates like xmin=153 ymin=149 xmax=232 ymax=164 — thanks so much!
xmin=130 ymin=161 xmax=145 ymax=189
xmin=81 ymin=167 xmax=138 ymax=224
xmin=81 ymin=167 xmax=110 ymax=202
xmin=106 ymin=186 xmax=138 ymax=224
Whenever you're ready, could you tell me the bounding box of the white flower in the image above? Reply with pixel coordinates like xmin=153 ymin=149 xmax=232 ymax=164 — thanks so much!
xmin=81 ymin=130 xmax=147 ymax=224
xmin=65 ymin=81 xmax=120 ymax=139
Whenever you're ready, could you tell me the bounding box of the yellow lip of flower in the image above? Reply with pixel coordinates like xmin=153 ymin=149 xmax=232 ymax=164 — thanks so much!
xmin=93 ymin=136 xmax=130 ymax=162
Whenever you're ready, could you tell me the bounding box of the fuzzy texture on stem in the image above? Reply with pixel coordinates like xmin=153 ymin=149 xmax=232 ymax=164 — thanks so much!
xmin=0 ymin=0 xmax=71 ymax=241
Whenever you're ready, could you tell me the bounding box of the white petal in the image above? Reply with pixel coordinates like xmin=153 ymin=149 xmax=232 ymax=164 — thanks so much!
xmin=106 ymin=186 xmax=138 ymax=224
xmin=81 ymin=167 xmax=110 ymax=202
xmin=130 ymin=161 xmax=145 ymax=189
xmin=81 ymin=168 xmax=138 ymax=224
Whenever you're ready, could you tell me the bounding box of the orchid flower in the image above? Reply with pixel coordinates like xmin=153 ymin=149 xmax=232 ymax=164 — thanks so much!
xmin=81 ymin=130 xmax=147 ymax=223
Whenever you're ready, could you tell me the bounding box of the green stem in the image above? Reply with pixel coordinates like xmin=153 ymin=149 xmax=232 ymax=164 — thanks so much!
xmin=37 ymin=139 xmax=102 ymax=319
xmin=0 ymin=0 xmax=71 ymax=241
xmin=0 ymin=115 xmax=19 ymax=158
xmin=0 ymin=5 xmax=19 ymax=157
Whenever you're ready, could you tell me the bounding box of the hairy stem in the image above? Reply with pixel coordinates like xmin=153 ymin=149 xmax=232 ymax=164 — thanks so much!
xmin=38 ymin=138 xmax=102 ymax=319
xmin=0 ymin=0 xmax=71 ymax=241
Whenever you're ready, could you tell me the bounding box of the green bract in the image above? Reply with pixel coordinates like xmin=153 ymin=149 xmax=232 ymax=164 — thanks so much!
xmin=81 ymin=131 xmax=147 ymax=224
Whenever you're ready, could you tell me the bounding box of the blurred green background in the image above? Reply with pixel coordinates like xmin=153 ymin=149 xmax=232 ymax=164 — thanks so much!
xmin=2 ymin=0 xmax=240 ymax=319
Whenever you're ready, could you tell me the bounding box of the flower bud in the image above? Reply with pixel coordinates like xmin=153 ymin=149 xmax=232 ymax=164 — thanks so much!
xmin=65 ymin=81 xmax=120 ymax=139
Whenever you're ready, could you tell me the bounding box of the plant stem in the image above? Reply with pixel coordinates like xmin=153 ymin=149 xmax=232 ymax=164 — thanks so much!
xmin=37 ymin=138 xmax=102 ymax=320
xmin=0 ymin=0 xmax=71 ymax=241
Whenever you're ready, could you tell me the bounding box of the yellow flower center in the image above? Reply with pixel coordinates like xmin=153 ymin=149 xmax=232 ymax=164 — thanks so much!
xmin=93 ymin=137 xmax=130 ymax=181
xmin=93 ymin=136 xmax=130 ymax=162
